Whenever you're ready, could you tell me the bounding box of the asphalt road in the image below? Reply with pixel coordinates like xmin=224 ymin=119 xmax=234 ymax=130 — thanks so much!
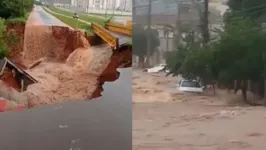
xmin=0 ymin=68 xmax=132 ymax=150
xmin=34 ymin=6 xmax=70 ymax=26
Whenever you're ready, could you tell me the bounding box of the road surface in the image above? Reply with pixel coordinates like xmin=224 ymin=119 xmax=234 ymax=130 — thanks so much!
xmin=0 ymin=68 xmax=132 ymax=150
xmin=27 ymin=6 xmax=72 ymax=27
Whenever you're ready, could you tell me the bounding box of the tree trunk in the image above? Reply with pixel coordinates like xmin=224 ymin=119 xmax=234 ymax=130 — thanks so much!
xmin=155 ymin=50 xmax=160 ymax=64
xmin=234 ymin=80 xmax=240 ymax=94
xmin=212 ymin=83 xmax=216 ymax=95
xmin=138 ymin=56 xmax=145 ymax=68
xmin=247 ymin=80 xmax=251 ymax=91
xmin=144 ymin=56 xmax=151 ymax=68
xmin=264 ymin=80 xmax=266 ymax=105
xmin=241 ymin=80 xmax=247 ymax=103
xmin=166 ymin=31 xmax=169 ymax=52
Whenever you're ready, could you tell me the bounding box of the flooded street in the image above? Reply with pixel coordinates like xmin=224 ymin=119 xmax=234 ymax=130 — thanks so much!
xmin=133 ymin=69 xmax=266 ymax=150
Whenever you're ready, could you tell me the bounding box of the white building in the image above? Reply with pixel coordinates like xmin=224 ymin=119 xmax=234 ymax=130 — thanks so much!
xmin=71 ymin=0 xmax=131 ymax=10
xmin=117 ymin=0 xmax=132 ymax=11
xmin=80 ymin=0 xmax=120 ymax=10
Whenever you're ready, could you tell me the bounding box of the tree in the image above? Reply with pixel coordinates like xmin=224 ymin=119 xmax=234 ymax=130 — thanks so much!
xmin=0 ymin=0 xmax=34 ymax=19
xmin=132 ymin=24 xmax=160 ymax=68
xmin=213 ymin=18 xmax=266 ymax=102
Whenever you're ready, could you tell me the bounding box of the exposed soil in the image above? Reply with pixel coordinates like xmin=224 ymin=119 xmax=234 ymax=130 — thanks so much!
xmin=5 ymin=23 xmax=26 ymax=66
xmin=133 ymin=69 xmax=266 ymax=150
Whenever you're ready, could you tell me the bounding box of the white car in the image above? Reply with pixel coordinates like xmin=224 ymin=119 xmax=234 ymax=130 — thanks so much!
xmin=178 ymin=80 xmax=204 ymax=93
xmin=144 ymin=64 xmax=169 ymax=73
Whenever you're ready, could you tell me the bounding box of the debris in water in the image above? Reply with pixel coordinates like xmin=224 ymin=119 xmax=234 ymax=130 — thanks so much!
xmin=59 ymin=125 xmax=68 ymax=128
xmin=54 ymin=106 xmax=62 ymax=109
xmin=70 ymin=139 xmax=81 ymax=150
xmin=247 ymin=132 xmax=263 ymax=137
xmin=28 ymin=58 xmax=44 ymax=69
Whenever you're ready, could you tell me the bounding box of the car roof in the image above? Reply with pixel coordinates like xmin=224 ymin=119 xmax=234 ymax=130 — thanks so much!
xmin=181 ymin=80 xmax=198 ymax=82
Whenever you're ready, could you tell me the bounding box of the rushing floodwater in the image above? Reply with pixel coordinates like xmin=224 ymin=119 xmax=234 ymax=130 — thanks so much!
xmin=0 ymin=68 xmax=132 ymax=150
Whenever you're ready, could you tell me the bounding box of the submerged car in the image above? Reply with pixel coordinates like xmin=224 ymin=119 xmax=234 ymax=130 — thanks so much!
xmin=178 ymin=80 xmax=204 ymax=93
xmin=144 ymin=64 xmax=169 ymax=73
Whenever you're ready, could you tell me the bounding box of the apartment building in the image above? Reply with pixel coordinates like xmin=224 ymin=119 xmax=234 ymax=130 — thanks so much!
xmin=117 ymin=0 xmax=132 ymax=11
xmin=70 ymin=0 xmax=119 ymax=9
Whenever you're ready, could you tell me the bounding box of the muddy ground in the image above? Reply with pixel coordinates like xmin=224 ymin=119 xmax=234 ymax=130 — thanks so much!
xmin=132 ymin=69 xmax=266 ymax=150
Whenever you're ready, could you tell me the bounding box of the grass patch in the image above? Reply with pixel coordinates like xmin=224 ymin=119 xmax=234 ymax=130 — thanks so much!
xmin=47 ymin=6 xmax=106 ymax=26
xmin=43 ymin=7 xmax=93 ymax=35
xmin=90 ymin=13 xmax=131 ymax=17
xmin=5 ymin=17 xmax=26 ymax=25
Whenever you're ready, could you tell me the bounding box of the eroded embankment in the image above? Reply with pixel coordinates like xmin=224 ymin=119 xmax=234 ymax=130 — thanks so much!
xmin=1 ymin=24 xmax=132 ymax=110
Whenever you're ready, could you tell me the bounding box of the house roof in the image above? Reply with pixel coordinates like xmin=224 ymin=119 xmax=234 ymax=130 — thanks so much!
xmin=0 ymin=58 xmax=38 ymax=83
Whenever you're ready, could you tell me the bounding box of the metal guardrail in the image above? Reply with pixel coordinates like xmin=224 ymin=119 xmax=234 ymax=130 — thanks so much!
xmin=105 ymin=23 xmax=132 ymax=36
xmin=91 ymin=23 xmax=118 ymax=49
xmin=125 ymin=20 xmax=132 ymax=27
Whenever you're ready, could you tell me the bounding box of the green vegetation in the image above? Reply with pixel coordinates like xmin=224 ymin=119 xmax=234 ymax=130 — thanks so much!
xmin=46 ymin=6 xmax=106 ymax=26
xmin=0 ymin=19 xmax=8 ymax=58
xmin=43 ymin=7 xmax=93 ymax=35
xmin=5 ymin=17 xmax=26 ymax=24
xmin=89 ymin=13 xmax=131 ymax=17
xmin=0 ymin=0 xmax=34 ymax=19
xmin=164 ymin=0 xmax=266 ymax=104
xmin=0 ymin=0 xmax=34 ymax=58
xmin=132 ymin=25 xmax=160 ymax=68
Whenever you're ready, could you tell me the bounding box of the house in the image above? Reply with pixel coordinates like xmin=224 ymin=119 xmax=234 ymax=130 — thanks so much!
xmin=0 ymin=58 xmax=37 ymax=92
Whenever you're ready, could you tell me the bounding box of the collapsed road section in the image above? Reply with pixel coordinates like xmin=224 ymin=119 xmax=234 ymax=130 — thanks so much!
xmin=0 ymin=6 xmax=132 ymax=111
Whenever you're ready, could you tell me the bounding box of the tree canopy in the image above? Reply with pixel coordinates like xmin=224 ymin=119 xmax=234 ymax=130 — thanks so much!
xmin=132 ymin=24 xmax=160 ymax=67
xmin=0 ymin=0 xmax=34 ymax=19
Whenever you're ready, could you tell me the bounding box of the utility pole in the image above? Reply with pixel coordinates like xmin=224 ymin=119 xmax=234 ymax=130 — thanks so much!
xmin=146 ymin=0 xmax=152 ymax=67
xmin=202 ymin=0 xmax=209 ymax=44
xmin=132 ymin=0 xmax=136 ymax=20
xmin=176 ymin=0 xmax=181 ymax=45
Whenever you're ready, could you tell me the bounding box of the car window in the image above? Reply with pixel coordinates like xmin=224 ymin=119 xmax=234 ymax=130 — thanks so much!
xmin=181 ymin=81 xmax=200 ymax=88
